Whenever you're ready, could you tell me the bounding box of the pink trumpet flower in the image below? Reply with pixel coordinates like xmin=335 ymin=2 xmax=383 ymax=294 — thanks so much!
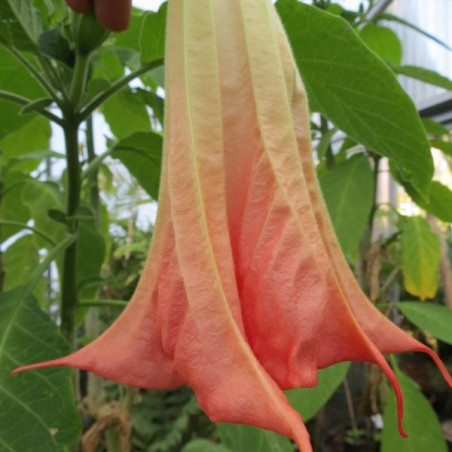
xmin=14 ymin=0 xmax=452 ymax=450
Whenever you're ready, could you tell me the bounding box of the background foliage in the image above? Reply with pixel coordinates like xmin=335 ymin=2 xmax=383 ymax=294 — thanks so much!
xmin=0 ymin=0 xmax=451 ymax=450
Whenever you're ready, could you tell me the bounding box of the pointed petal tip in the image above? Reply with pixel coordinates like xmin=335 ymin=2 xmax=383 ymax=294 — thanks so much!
xmin=397 ymin=411 xmax=408 ymax=438
xmin=419 ymin=345 xmax=452 ymax=387
xmin=11 ymin=358 xmax=67 ymax=377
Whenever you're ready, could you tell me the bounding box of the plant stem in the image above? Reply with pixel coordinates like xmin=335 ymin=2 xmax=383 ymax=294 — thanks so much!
xmin=60 ymin=121 xmax=81 ymax=347
xmin=343 ymin=377 xmax=358 ymax=431
xmin=70 ymin=52 xmax=90 ymax=110
xmin=37 ymin=55 xmax=69 ymax=102
xmin=0 ymin=89 xmax=63 ymax=125
xmin=86 ymin=116 xmax=100 ymax=226
xmin=79 ymin=59 xmax=164 ymax=121
xmin=0 ymin=220 xmax=56 ymax=246
xmin=320 ymin=115 xmax=335 ymax=169
xmin=4 ymin=44 xmax=61 ymax=103
xmin=78 ymin=299 xmax=128 ymax=309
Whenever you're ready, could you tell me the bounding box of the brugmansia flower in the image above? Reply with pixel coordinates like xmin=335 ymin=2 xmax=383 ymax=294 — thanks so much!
xmin=14 ymin=0 xmax=452 ymax=450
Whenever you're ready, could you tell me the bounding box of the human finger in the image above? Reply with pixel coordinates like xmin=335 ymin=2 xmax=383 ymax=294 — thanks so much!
xmin=94 ymin=0 xmax=132 ymax=32
xmin=65 ymin=0 xmax=91 ymax=14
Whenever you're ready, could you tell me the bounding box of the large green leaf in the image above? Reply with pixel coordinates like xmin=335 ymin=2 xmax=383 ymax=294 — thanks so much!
xmin=319 ymin=154 xmax=374 ymax=258
xmin=217 ymin=424 xmax=294 ymax=452
xmin=398 ymin=302 xmax=452 ymax=345
xmin=0 ymin=0 xmax=42 ymax=50
xmin=381 ymin=367 xmax=447 ymax=452
xmin=360 ymin=24 xmax=402 ymax=65
xmin=112 ymin=131 xmax=163 ymax=200
xmin=392 ymin=65 xmax=452 ymax=91
xmin=276 ymin=0 xmax=433 ymax=197
xmin=140 ymin=3 xmax=167 ymax=64
xmin=401 ymin=216 xmax=440 ymax=300
xmin=0 ymin=289 xmax=80 ymax=451
xmin=285 ymin=362 xmax=350 ymax=422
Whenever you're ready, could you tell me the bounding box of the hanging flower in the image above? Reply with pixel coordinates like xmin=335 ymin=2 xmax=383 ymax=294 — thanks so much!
xmin=14 ymin=1 xmax=452 ymax=450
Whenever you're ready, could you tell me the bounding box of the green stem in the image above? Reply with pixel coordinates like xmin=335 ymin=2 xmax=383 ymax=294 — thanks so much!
xmin=79 ymin=59 xmax=164 ymax=121
xmin=78 ymin=299 xmax=128 ymax=309
xmin=86 ymin=116 xmax=100 ymax=226
xmin=320 ymin=115 xmax=335 ymax=169
xmin=37 ymin=55 xmax=69 ymax=102
xmin=0 ymin=220 xmax=56 ymax=246
xmin=70 ymin=52 xmax=90 ymax=110
xmin=23 ymin=235 xmax=76 ymax=298
xmin=82 ymin=148 xmax=114 ymax=180
xmin=0 ymin=89 xmax=63 ymax=125
xmin=4 ymin=45 xmax=60 ymax=103
xmin=368 ymin=153 xmax=381 ymax=236
xmin=60 ymin=122 xmax=82 ymax=347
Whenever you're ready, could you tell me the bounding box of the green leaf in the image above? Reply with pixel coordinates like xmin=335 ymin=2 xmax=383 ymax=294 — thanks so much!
xmin=137 ymin=88 xmax=165 ymax=124
xmin=377 ymin=13 xmax=451 ymax=51
xmin=21 ymin=180 xmax=66 ymax=249
xmin=0 ymin=116 xmax=51 ymax=172
xmin=0 ymin=172 xmax=31 ymax=242
xmin=33 ymin=0 xmax=66 ymax=26
xmin=401 ymin=216 xmax=440 ymax=300
xmin=140 ymin=3 xmax=167 ymax=63
xmin=381 ymin=367 xmax=447 ymax=452
xmin=0 ymin=289 xmax=80 ymax=451
xmin=217 ymin=424 xmax=294 ymax=452
xmin=2 ymin=235 xmax=46 ymax=303
xmin=113 ymin=8 xmax=148 ymax=56
xmin=431 ymin=140 xmax=452 ymax=157
xmin=47 ymin=208 xmax=66 ymax=224
xmin=285 ymin=362 xmax=350 ymax=422
xmin=319 ymin=154 xmax=374 ymax=258
xmin=102 ymin=89 xmax=151 ymax=138
xmin=392 ymin=65 xmax=452 ymax=92
xmin=360 ymin=24 xmax=402 ymax=65
xmin=0 ymin=0 xmax=42 ymax=50
xmin=276 ymin=0 xmax=433 ymax=197
xmin=92 ymin=48 xmax=125 ymax=82
xmin=398 ymin=302 xmax=452 ymax=345
xmin=112 ymin=131 xmax=163 ymax=199
xmin=315 ymin=127 xmax=336 ymax=160
xmin=19 ymin=97 xmax=53 ymax=115
xmin=404 ymin=181 xmax=452 ymax=223
xmin=38 ymin=27 xmax=74 ymax=66
xmin=77 ymin=210 xmax=106 ymax=297
xmin=0 ymin=47 xmax=46 ymax=139
xmin=422 ymin=118 xmax=449 ymax=137
xmin=182 ymin=439 xmax=231 ymax=452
